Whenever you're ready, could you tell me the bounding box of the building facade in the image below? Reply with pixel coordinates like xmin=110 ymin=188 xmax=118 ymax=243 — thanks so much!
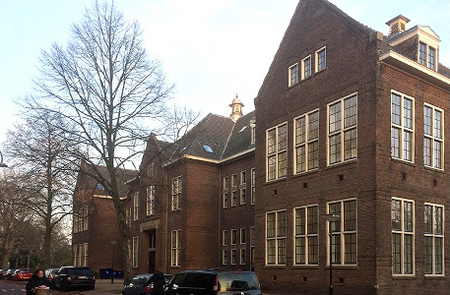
xmin=73 ymin=0 xmax=450 ymax=293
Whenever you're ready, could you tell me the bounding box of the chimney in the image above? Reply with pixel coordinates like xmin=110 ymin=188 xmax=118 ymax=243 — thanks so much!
xmin=230 ymin=94 xmax=244 ymax=122
xmin=386 ymin=15 xmax=410 ymax=37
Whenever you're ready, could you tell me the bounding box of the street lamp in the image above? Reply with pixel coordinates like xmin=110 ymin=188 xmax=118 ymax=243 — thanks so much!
xmin=0 ymin=151 xmax=7 ymax=168
xmin=323 ymin=213 xmax=340 ymax=295
xmin=110 ymin=240 xmax=117 ymax=284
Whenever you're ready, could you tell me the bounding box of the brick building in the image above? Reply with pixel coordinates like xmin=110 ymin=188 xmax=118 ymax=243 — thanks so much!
xmin=73 ymin=0 xmax=450 ymax=293
xmin=254 ymin=0 xmax=450 ymax=294
xmin=72 ymin=162 xmax=137 ymax=276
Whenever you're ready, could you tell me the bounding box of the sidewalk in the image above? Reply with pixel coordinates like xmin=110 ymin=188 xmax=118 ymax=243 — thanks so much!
xmin=62 ymin=279 xmax=124 ymax=295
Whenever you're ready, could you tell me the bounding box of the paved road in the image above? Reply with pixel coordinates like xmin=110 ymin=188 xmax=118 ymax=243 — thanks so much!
xmin=0 ymin=279 xmax=27 ymax=294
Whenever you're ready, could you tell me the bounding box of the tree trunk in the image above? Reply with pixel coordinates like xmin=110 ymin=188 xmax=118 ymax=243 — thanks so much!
xmin=1 ymin=236 xmax=15 ymax=269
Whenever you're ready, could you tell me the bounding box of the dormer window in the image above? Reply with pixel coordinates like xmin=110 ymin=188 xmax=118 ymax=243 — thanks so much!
xmin=418 ymin=42 xmax=436 ymax=70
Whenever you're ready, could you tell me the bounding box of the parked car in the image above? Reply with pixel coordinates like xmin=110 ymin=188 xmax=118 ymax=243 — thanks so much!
xmin=5 ymin=269 xmax=18 ymax=280
xmin=0 ymin=269 xmax=4 ymax=279
xmin=45 ymin=268 xmax=59 ymax=281
xmin=122 ymin=273 xmax=173 ymax=295
xmin=52 ymin=266 xmax=95 ymax=291
xmin=11 ymin=269 xmax=33 ymax=280
xmin=165 ymin=269 xmax=262 ymax=295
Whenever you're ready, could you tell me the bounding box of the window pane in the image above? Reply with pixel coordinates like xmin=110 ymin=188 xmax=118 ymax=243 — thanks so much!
xmin=403 ymin=131 xmax=412 ymax=161
xmin=391 ymin=200 xmax=401 ymax=231
xmin=424 ymin=205 xmax=433 ymax=234
xmin=331 ymin=234 xmax=341 ymax=264
xmin=295 ymin=237 xmax=305 ymax=264
xmin=424 ymin=106 xmax=432 ymax=136
xmin=267 ymin=213 xmax=276 ymax=238
xmin=307 ymin=206 xmax=318 ymax=234
xmin=419 ymin=42 xmax=426 ymax=66
xmin=308 ymin=141 xmax=319 ymax=169
xmin=434 ymin=141 xmax=442 ymax=169
xmin=392 ymin=233 xmax=402 ymax=274
xmin=435 ymin=237 xmax=443 ymax=274
xmin=425 ymin=236 xmax=432 ymax=274
xmin=278 ymin=125 xmax=287 ymax=151
xmin=296 ymin=117 xmax=306 ymax=144
xmin=308 ymin=236 xmax=319 ymax=264
xmin=435 ymin=206 xmax=443 ymax=235
xmin=403 ymin=98 xmax=412 ymax=129
xmin=344 ymin=129 xmax=357 ymax=160
xmin=344 ymin=95 xmax=357 ymax=128
xmin=424 ymin=138 xmax=432 ymax=166
xmin=329 ymin=102 xmax=341 ymax=133
xmin=391 ymin=94 xmax=401 ymax=125
xmin=267 ymin=240 xmax=276 ymax=264
xmin=278 ymin=152 xmax=287 ymax=178
xmin=267 ymin=129 xmax=276 ymax=154
xmin=295 ymin=208 xmax=306 ymax=235
xmin=278 ymin=239 xmax=286 ymax=264
xmin=344 ymin=200 xmax=357 ymax=231
xmin=304 ymin=57 xmax=311 ymax=78
xmin=428 ymin=47 xmax=436 ymax=70
xmin=434 ymin=110 xmax=442 ymax=139
xmin=329 ymin=203 xmax=341 ymax=232
xmin=277 ymin=212 xmax=286 ymax=237
xmin=404 ymin=234 xmax=413 ymax=274
xmin=308 ymin=111 xmax=319 ymax=140
xmin=290 ymin=64 xmax=298 ymax=85
xmin=318 ymin=49 xmax=326 ymax=71
xmin=296 ymin=146 xmax=306 ymax=173
xmin=344 ymin=233 xmax=357 ymax=264
xmin=391 ymin=127 xmax=400 ymax=158
xmin=268 ymin=156 xmax=276 ymax=181
xmin=404 ymin=201 xmax=413 ymax=232
xmin=329 ymin=134 xmax=341 ymax=164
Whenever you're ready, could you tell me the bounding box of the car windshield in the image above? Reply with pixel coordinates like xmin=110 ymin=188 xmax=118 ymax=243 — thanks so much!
xmin=130 ymin=274 xmax=151 ymax=285
xmin=59 ymin=268 xmax=93 ymax=276
xmin=218 ymin=272 xmax=259 ymax=291
xmin=19 ymin=270 xmax=31 ymax=273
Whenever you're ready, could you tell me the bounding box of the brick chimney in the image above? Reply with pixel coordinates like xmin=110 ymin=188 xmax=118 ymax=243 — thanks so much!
xmin=386 ymin=15 xmax=410 ymax=36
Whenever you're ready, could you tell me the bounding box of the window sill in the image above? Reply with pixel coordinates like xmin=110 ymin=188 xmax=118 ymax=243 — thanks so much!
xmin=391 ymin=158 xmax=416 ymax=167
xmin=423 ymin=166 xmax=445 ymax=173
xmin=424 ymin=274 xmax=445 ymax=278
xmin=392 ymin=274 xmax=416 ymax=279
xmin=292 ymin=168 xmax=320 ymax=178
xmin=325 ymin=265 xmax=358 ymax=270
xmin=325 ymin=158 xmax=358 ymax=170
xmin=264 ymin=177 xmax=287 ymax=186
xmin=292 ymin=265 xmax=319 ymax=269
xmin=264 ymin=265 xmax=287 ymax=269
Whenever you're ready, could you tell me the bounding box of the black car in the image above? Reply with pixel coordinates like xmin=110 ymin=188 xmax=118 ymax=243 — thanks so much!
xmin=53 ymin=266 xmax=95 ymax=291
xmin=122 ymin=273 xmax=173 ymax=295
xmin=5 ymin=269 xmax=18 ymax=280
xmin=0 ymin=269 xmax=5 ymax=279
xmin=165 ymin=269 xmax=262 ymax=295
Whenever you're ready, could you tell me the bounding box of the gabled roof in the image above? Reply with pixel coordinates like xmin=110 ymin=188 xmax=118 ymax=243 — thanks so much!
xmin=222 ymin=111 xmax=255 ymax=159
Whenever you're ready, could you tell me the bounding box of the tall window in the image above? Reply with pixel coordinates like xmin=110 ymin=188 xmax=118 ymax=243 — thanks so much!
xmin=240 ymin=170 xmax=246 ymax=205
xmin=424 ymin=204 xmax=444 ymax=275
xmin=266 ymin=123 xmax=287 ymax=181
xmin=240 ymin=228 xmax=246 ymax=245
xmin=222 ymin=230 xmax=228 ymax=246
xmin=392 ymin=198 xmax=414 ymax=275
xmin=222 ymin=176 xmax=229 ymax=208
xmin=83 ymin=243 xmax=88 ymax=267
xmin=301 ymin=55 xmax=311 ymax=80
xmin=327 ymin=199 xmax=357 ymax=265
xmin=266 ymin=210 xmax=286 ymax=265
xmin=428 ymin=47 xmax=436 ymax=70
xmin=222 ymin=249 xmax=228 ymax=266
xmin=295 ymin=110 xmax=319 ymax=173
xmin=294 ymin=205 xmax=319 ymax=265
xmin=231 ymin=249 xmax=237 ymax=265
xmin=231 ymin=174 xmax=237 ymax=207
xmin=231 ymin=229 xmax=237 ymax=245
xmin=133 ymin=192 xmax=139 ymax=220
xmin=132 ymin=237 xmax=139 ymax=268
xmin=289 ymin=63 xmax=298 ymax=86
xmin=391 ymin=92 xmax=414 ymax=162
xmin=419 ymin=42 xmax=426 ymax=66
xmin=171 ymin=230 xmax=181 ymax=267
xmin=172 ymin=176 xmax=182 ymax=211
xmin=240 ymin=248 xmax=246 ymax=265
xmin=251 ymin=168 xmax=255 ymax=205
xmin=424 ymin=104 xmax=444 ymax=169
xmin=328 ymin=93 xmax=357 ymax=165
xmin=146 ymin=185 xmax=155 ymax=216
xmin=73 ymin=245 xmax=78 ymax=266
xmin=316 ymin=47 xmax=326 ymax=72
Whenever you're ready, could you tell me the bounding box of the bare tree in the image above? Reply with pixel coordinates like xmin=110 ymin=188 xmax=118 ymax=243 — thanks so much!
xmin=27 ymin=1 xmax=196 ymax=282
xmin=3 ymin=110 xmax=77 ymax=268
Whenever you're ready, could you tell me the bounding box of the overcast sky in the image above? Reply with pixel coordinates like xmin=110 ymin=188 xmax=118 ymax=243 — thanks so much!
xmin=0 ymin=0 xmax=448 ymax=147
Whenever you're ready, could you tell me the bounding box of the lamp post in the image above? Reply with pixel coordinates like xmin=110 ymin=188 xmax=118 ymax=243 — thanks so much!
xmin=323 ymin=213 xmax=340 ymax=295
xmin=110 ymin=240 xmax=117 ymax=284
xmin=0 ymin=151 xmax=7 ymax=168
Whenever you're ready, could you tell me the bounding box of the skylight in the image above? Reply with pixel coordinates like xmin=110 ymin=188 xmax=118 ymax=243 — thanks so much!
xmin=238 ymin=125 xmax=248 ymax=133
xmin=203 ymin=145 xmax=213 ymax=153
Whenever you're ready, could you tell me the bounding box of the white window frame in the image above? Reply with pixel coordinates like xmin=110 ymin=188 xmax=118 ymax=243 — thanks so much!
xmin=222 ymin=176 xmax=229 ymax=209
xmin=240 ymin=227 xmax=246 ymax=245
xmin=424 ymin=103 xmax=444 ymax=170
xmin=133 ymin=192 xmax=139 ymax=221
xmin=240 ymin=170 xmax=246 ymax=205
xmin=222 ymin=230 xmax=228 ymax=246
xmin=315 ymin=46 xmax=326 ymax=72
xmin=73 ymin=245 xmax=78 ymax=266
xmin=265 ymin=210 xmax=287 ymax=266
xmin=294 ymin=109 xmax=319 ymax=173
xmin=418 ymin=41 xmax=438 ymax=71
xmin=240 ymin=248 xmax=246 ymax=265
xmin=231 ymin=229 xmax=237 ymax=245
xmin=327 ymin=93 xmax=358 ymax=165
xmin=251 ymin=168 xmax=255 ymax=205
xmin=222 ymin=249 xmax=228 ymax=266
xmin=171 ymin=176 xmax=182 ymax=211
xmin=146 ymin=185 xmax=155 ymax=216
xmin=83 ymin=243 xmax=88 ymax=267
xmin=288 ymin=63 xmax=299 ymax=87
xmin=301 ymin=55 xmax=312 ymax=80
xmin=171 ymin=230 xmax=181 ymax=267
xmin=326 ymin=198 xmax=358 ymax=266
xmin=424 ymin=203 xmax=444 ymax=276
xmin=294 ymin=204 xmax=319 ymax=265
xmin=231 ymin=249 xmax=237 ymax=265
xmin=391 ymin=198 xmax=415 ymax=276
xmin=250 ymin=122 xmax=256 ymax=145
xmin=132 ymin=236 xmax=139 ymax=268
xmin=391 ymin=91 xmax=415 ymax=162
xmin=266 ymin=123 xmax=288 ymax=182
